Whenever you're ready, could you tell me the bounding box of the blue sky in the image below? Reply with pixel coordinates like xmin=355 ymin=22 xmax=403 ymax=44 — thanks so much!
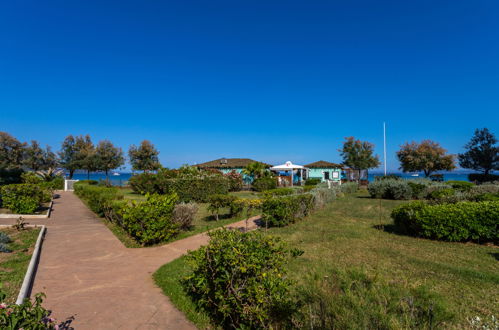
xmin=1 ymin=0 xmax=498 ymax=171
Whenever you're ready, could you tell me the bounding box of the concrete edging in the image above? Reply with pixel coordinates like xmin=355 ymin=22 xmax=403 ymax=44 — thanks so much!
xmin=0 ymin=201 xmax=53 ymax=219
xmin=15 ymin=225 xmax=46 ymax=304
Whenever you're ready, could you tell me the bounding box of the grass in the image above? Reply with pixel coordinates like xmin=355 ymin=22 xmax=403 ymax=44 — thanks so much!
xmin=0 ymin=227 xmax=40 ymax=303
xmin=153 ymin=192 xmax=499 ymax=329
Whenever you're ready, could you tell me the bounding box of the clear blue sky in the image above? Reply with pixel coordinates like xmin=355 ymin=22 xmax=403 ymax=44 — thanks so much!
xmin=1 ymin=0 xmax=498 ymax=171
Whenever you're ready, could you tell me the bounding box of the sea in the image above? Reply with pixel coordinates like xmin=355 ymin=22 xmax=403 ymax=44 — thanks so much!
xmin=69 ymin=171 xmax=473 ymax=187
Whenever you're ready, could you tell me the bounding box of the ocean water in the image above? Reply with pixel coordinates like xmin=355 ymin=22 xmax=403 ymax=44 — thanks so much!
xmin=69 ymin=171 xmax=472 ymax=187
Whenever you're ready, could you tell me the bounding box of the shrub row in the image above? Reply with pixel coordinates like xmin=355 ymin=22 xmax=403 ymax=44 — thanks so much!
xmin=0 ymin=184 xmax=51 ymax=214
xmin=251 ymin=177 xmax=277 ymax=192
xmin=129 ymin=173 xmax=230 ymax=202
xmin=0 ymin=290 xmax=57 ymax=329
xmin=391 ymin=200 xmax=499 ymax=242
xmin=262 ymin=194 xmax=315 ymax=227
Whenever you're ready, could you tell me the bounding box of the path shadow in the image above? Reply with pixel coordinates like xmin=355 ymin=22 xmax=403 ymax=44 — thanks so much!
xmin=490 ymin=252 xmax=499 ymax=261
xmin=373 ymin=224 xmax=406 ymax=236
xmin=57 ymin=315 xmax=75 ymax=329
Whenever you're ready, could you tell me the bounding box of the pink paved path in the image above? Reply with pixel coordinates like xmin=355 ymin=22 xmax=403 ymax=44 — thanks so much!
xmin=3 ymin=191 xmax=259 ymax=329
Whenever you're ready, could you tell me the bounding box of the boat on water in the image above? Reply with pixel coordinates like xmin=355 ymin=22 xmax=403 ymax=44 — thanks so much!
xmin=411 ymin=173 xmax=419 ymax=177
xmin=112 ymin=172 xmax=121 ymax=176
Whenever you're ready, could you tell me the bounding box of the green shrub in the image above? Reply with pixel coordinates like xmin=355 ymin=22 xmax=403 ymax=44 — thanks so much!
xmin=172 ymin=203 xmax=198 ymax=230
xmin=224 ymin=171 xmax=243 ymax=192
xmin=0 ymin=232 xmax=11 ymax=244
xmin=0 ymin=184 xmax=49 ymax=214
xmin=368 ymin=179 xmax=412 ymax=200
xmin=129 ymin=173 xmax=157 ymax=194
xmin=0 ymin=167 xmax=23 ymax=186
xmin=207 ymin=194 xmax=238 ymax=220
xmin=0 ymin=290 xmax=57 ymax=329
xmin=262 ymin=194 xmax=314 ymax=227
xmin=0 ymin=242 xmax=11 ymax=253
xmin=21 ymin=172 xmax=43 ymax=184
xmin=340 ymin=182 xmax=359 ymax=194
xmin=310 ymin=187 xmax=338 ymax=209
xmin=391 ymin=201 xmax=499 ymax=242
xmin=374 ymin=174 xmax=402 ymax=181
xmin=407 ymin=182 xmax=427 ymax=199
xmin=446 ymin=180 xmax=474 ymax=192
xmin=182 ymin=229 xmax=297 ymax=329
xmin=305 ymin=178 xmax=321 ymax=186
xmin=294 ymin=268 xmax=452 ymax=329
xmin=470 ymin=184 xmax=499 ymax=195
xmin=120 ymin=193 xmax=179 ymax=245
xmin=78 ymin=179 xmax=99 ymax=185
xmin=74 ymin=183 xmax=124 ymax=216
xmin=428 ymin=188 xmax=455 ymax=200
xmin=263 ymin=188 xmax=295 ymax=198
xmin=252 ymin=177 xmax=277 ymax=192
xmin=468 ymin=173 xmax=499 ymax=183
xmin=475 ymin=193 xmax=499 ymax=201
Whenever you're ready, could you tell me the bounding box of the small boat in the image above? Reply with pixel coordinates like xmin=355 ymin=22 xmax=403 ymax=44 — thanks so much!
xmin=112 ymin=172 xmax=121 ymax=176
xmin=411 ymin=173 xmax=419 ymax=177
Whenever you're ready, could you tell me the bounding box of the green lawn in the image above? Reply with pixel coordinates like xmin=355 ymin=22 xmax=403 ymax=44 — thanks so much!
xmin=0 ymin=227 xmax=40 ymax=303
xmin=153 ymin=192 xmax=499 ymax=329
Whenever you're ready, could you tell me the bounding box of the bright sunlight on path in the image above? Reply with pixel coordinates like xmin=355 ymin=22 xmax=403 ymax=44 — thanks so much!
xmin=23 ymin=191 xmax=259 ymax=329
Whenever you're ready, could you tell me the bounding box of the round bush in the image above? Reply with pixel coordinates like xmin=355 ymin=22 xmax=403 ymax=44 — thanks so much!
xmin=252 ymin=177 xmax=277 ymax=192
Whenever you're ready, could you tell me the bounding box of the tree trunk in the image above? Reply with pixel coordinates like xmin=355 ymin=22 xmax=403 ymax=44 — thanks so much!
xmin=485 ymin=169 xmax=490 ymax=175
xmin=69 ymin=169 xmax=75 ymax=179
xmin=87 ymin=170 xmax=90 ymax=180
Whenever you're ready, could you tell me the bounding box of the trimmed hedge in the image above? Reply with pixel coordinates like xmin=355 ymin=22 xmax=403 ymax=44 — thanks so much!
xmin=130 ymin=173 xmax=230 ymax=202
xmin=368 ymin=179 xmax=412 ymax=200
xmin=252 ymin=177 xmax=277 ymax=192
xmin=263 ymin=188 xmax=295 ymax=198
xmin=391 ymin=201 xmax=499 ymax=242
xmin=74 ymin=183 xmax=124 ymax=216
xmin=0 ymin=184 xmax=50 ymax=214
xmin=262 ymin=194 xmax=314 ymax=227
xmin=305 ymin=178 xmax=321 ymax=186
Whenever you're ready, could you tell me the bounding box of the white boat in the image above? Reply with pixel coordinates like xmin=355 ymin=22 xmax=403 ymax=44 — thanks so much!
xmin=411 ymin=173 xmax=419 ymax=177
xmin=112 ymin=172 xmax=121 ymax=176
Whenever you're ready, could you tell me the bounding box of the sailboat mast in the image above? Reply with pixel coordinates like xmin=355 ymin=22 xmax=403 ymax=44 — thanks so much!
xmin=383 ymin=122 xmax=387 ymax=176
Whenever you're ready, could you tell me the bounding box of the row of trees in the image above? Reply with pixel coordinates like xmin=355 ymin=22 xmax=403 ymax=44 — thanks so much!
xmin=339 ymin=128 xmax=498 ymax=178
xmin=0 ymin=132 xmax=162 ymax=179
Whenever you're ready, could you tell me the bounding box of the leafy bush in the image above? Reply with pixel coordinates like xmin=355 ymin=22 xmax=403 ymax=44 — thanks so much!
xmin=21 ymin=172 xmax=43 ymax=184
xmin=120 ymin=193 xmax=179 ymax=245
xmin=340 ymin=182 xmax=359 ymax=194
xmin=207 ymin=194 xmax=238 ymax=220
xmin=428 ymin=188 xmax=455 ymax=200
xmin=252 ymin=177 xmax=277 ymax=192
xmin=310 ymin=187 xmax=338 ymax=209
xmin=78 ymin=179 xmax=99 ymax=185
xmin=0 ymin=184 xmax=49 ymax=214
xmin=368 ymin=179 xmax=412 ymax=200
xmin=470 ymin=184 xmax=499 ymax=195
xmin=262 ymin=194 xmax=314 ymax=227
xmin=182 ymin=229 xmax=297 ymax=329
xmin=224 ymin=171 xmax=243 ymax=192
xmin=0 ymin=291 xmax=57 ymax=329
xmin=446 ymin=180 xmax=474 ymax=192
xmin=391 ymin=201 xmax=499 ymax=242
xmin=0 ymin=243 xmax=11 ymax=253
xmin=294 ymin=268 xmax=452 ymax=329
xmin=74 ymin=183 xmax=124 ymax=216
xmin=475 ymin=193 xmax=499 ymax=202
xmin=468 ymin=173 xmax=499 ymax=183
xmin=129 ymin=173 xmax=157 ymax=194
xmin=407 ymin=182 xmax=428 ymax=199
xmin=374 ymin=174 xmax=402 ymax=181
xmin=305 ymin=178 xmax=321 ymax=186
xmin=263 ymin=188 xmax=295 ymax=198
xmin=0 ymin=167 xmax=23 ymax=186
xmin=172 ymin=203 xmax=198 ymax=230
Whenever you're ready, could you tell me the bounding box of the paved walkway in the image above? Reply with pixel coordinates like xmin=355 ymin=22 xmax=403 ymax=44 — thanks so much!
xmin=1 ymin=191 xmax=259 ymax=329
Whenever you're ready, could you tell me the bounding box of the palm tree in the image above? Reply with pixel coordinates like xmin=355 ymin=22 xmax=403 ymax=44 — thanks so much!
xmin=242 ymin=162 xmax=268 ymax=180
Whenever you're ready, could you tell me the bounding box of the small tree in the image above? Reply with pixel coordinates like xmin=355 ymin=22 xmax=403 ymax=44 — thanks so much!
xmin=458 ymin=128 xmax=498 ymax=175
xmin=397 ymin=140 xmax=455 ymax=177
xmin=0 ymin=132 xmax=26 ymax=169
xmin=242 ymin=162 xmax=269 ymax=180
xmin=23 ymin=140 xmax=45 ymax=171
xmin=128 ymin=140 xmax=161 ymax=173
xmin=339 ymin=137 xmax=380 ymax=181
xmin=94 ymin=140 xmax=125 ymax=179
xmin=75 ymin=135 xmax=96 ymax=179
xmin=58 ymin=135 xmax=78 ymax=178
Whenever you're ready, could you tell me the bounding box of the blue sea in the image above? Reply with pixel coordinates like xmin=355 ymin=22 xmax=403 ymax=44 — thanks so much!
xmin=69 ymin=171 xmax=473 ymax=187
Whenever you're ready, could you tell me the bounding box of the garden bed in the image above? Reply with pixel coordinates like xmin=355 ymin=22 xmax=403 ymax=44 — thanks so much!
xmin=154 ymin=192 xmax=498 ymax=328
xmin=0 ymin=227 xmax=41 ymax=303
xmin=0 ymin=201 xmax=53 ymax=219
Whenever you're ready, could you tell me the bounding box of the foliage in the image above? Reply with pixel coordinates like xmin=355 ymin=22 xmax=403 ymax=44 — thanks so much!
xmin=0 ymin=290 xmax=57 ymax=329
xmin=207 ymin=194 xmax=238 ymax=220
xmin=458 ymin=128 xmax=499 ymax=175
xmin=340 ymin=182 xmax=359 ymax=194
xmin=242 ymin=161 xmax=270 ymax=180
xmin=129 ymin=173 xmax=157 ymax=194
xmin=305 ymin=178 xmax=321 ymax=186
xmin=23 ymin=141 xmax=58 ymax=171
xmin=0 ymin=232 xmax=11 ymax=244
xmin=428 ymin=188 xmax=455 ymax=200
xmin=294 ymin=268 xmax=452 ymax=329
xmin=94 ymin=140 xmax=125 ymax=177
xmin=0 ymin=184 xmax=49 ymax=214
xmin=339 ymin=137 xmax=380 ymax=181
xmin=263 ymin=187 xmax=295 ymax=198
xmin=368 ymin=179 xmax=412 ymax=200
xmin=262 ymin=194 xmax=314 ymax=227
xmin=172 ymin=203 xmax=198 ymax=230
xmin=120 ymin=193 xmax=179 ymax=245
xmin=397 ymin=140 xmax=456 ymax=177
xmin=407 ymin=181 xmax=429 ymax=199
xmin=74 ymin=183 xmax=124 ymax=216
xmin=252 ymin=176 xmax=277 ymax=192
xmin=392 ymin=201 xmax=499 ymax=242
xmin=182 ymin=229 xmax=297 ymax=329
xmin=468 ymin=173 xmax=499 ymax=183
xmin=0 ymin=167 xmax=24 ymax=186
xmin=223 ymin=170 xmax=243 ymax=191
xmin=0 ymin=132 xmax=25 ymax=169
xmin=128 ymin=140 xmax=161 ymax=172
xmin=374 ymin=174 xmax=402 ymax=181
xmin=446 ymin=180 xmax=474 ymax=192
xmin=0 ymin=243 xmax=11 ymax=253
xmin=310 ymin=187 xmax=338 ymax=209
xmin=59 ymin=135 xmax=84 ymax=179
xmin=21 ymin=171 xmax=43 ymax=184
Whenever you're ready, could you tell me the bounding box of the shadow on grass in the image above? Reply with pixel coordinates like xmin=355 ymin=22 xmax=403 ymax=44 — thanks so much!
xmin=490 ymin=252 xmax=499 ymax=261
xmin=373 ymin=224 xmax=407 ymax=236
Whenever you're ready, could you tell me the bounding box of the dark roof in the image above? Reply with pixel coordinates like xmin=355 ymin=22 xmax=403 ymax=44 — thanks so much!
xmin=196 ymin=158 xmax=271 ymax=169
xmin=304 ymin=160 xmax=343 ymax=169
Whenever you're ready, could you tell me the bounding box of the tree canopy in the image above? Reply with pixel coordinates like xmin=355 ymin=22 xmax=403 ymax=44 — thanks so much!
xmin=128 ymin=140 xmax=161 ymax=172
xmin=0 ymin=132 xmax=26 ymax=169
xmin=458 ymin=128 xmax=498 ymax=175
xmin=94 ymin=140 xmax=124 ymax=177
xmin=397 ymin=140 xmax=455 ymax=177
xmin=242 ymin=162 xmax=270 ymax=179
xmin=339 ymin=137 xmax=380 ymax=180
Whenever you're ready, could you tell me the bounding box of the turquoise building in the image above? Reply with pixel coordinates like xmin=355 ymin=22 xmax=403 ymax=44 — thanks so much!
xmin=195 ymin=158 xmax=271 ymax=184
xmin=304 ymin=161 xmax=343 ymax=182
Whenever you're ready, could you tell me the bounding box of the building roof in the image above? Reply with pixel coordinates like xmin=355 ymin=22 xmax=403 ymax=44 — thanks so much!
xmin=195 ymin=158 xmax=271 ymax=169
xmin=304 ymin=160 xmax=343 ymax=169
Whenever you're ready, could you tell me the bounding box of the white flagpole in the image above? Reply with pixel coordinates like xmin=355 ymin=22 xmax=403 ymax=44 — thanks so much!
xmin=383 ymin=122 xmax=387 ymax=176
